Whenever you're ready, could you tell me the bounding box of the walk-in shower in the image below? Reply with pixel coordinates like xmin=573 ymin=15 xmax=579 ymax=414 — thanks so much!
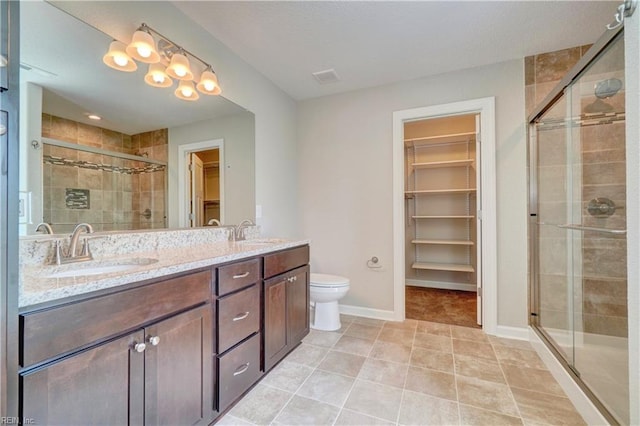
xmin=529 ymin=29 xmax=628 ymax=424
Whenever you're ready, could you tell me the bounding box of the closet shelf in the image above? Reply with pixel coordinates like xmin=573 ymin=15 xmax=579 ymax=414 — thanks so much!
xmin=412 ymin=262 xmax=475 ymax=273
xmin=412 ymin=159 xmax=474 ymax=169
xmin=412 ymin=215 xmax=474 ymax=219
xmin=405 ymin=188 xmax=476 ymax=195
xmin=405 ymin=131 xmax=475 ymax=147
xmin=412 ymin=239 xmax=474 ymax=246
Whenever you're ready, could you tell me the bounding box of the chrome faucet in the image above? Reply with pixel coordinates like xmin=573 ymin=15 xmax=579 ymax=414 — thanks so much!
xmin=233 ymin=219 xmax=255 ymax=241
xmin=207 ymin=219 xmax=222 ymax=226
xmin=55 ymin=223 xmax=94 ymax=265
xmin=35 ymin=222 xmax=53 ymax=234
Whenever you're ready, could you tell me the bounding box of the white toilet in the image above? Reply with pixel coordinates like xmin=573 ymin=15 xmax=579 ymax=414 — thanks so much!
xmin=310 ymin=273 xmax=350 ymax=331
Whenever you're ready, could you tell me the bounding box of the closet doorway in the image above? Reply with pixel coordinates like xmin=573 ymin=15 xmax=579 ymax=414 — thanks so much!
xmin=177 ymin=139 xmax=225 ymax=228
xmin=188 ymin=149 xmax=221 ymax=227
xmin=404 ymin=114 xmax=480 ymax=327
xmin=392 ymin=98 xmax=497 ymax=333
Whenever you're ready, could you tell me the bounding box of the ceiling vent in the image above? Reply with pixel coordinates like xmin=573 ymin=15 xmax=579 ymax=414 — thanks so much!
xmin=312 ymin=68 xmax=340 ymax=85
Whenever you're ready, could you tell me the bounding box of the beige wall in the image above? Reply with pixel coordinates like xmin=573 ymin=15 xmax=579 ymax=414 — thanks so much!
xmin=298 ymin=59 xmax=527 ymax=327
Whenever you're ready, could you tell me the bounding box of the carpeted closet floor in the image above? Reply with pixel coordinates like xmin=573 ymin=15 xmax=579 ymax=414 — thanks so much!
xmin=405 ymin=286 xmax=479 ymax=328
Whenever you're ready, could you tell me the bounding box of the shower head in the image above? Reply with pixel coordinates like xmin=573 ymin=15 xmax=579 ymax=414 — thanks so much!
xmin=584 ymin=78 xmax=622 ymax=114
xmin=594 ymin=78 xmax=622 ymax=99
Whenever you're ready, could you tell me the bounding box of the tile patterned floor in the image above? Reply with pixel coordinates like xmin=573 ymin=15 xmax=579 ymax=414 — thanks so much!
xmin=218 ymin=316 xmax=586 ymax=426
xmin=405 ymin=286 xmax=478 ymax=328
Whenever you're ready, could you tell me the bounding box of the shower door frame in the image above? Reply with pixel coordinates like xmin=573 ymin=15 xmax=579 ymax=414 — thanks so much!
xmin=528 ymin=25 xmax=625 ymax=426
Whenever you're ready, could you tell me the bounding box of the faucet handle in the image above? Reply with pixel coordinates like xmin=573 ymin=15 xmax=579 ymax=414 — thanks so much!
xmin=54 ymin=240 xmax=66 ymax=265
xmin=80 ymin=238 xmax=92 ymax=257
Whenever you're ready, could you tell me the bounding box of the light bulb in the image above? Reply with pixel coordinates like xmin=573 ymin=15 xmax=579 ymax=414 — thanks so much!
xmin=113 ymin=55 xmax=129 ymax=67
xmin=204 ymin=81 xmax=215 ymax=92
xmin=153 ymin=73 xmax=165 ymax=84
xmin=181 ymin=86 xmax=193 ymax=97
xmin=137 ymin=46 xmax=152 ymax=58
xmin=175 ymin=66 xmax=187 ymax=78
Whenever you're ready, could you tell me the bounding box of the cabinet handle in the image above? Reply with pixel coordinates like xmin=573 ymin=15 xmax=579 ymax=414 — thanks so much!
xmin=148 ymin=336 xmax=160 ymax=346
xmin=232 ymin=312 xmax=250 ymax=321
xmin=233 ymin=271 xmax=250 ymax=279
xmin=287 ymin=276 xmax=297 ymax=283
xmin=133 ymin=342 xmax=146 ymax=353
xmin=233 ymin=363 xmax=250 ymax=376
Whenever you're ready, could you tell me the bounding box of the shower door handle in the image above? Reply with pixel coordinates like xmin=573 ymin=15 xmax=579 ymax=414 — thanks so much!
xmin=556 ymin=224 xmax=627 ymax=235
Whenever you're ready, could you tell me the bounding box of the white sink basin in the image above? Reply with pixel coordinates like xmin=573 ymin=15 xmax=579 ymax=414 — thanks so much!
xmin=44 ymin=257 xmax=158 ymax=279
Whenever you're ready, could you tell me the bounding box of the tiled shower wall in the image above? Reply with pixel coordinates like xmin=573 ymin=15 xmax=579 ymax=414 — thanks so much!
xmin=41 ymin=114 xmax=167 ymax=233
xmin=526 ymin=45 xmax=627 ymax=338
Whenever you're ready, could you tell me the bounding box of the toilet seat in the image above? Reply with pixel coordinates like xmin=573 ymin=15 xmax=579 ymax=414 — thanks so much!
xmin=310 ymin=273 xmax=349 ymax=288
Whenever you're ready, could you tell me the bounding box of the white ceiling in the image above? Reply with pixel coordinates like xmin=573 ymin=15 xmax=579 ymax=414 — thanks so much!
xmin=173 ymin=1 xmax=618 ymax=100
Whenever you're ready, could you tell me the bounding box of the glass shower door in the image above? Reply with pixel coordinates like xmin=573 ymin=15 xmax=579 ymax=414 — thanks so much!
xmin=532 ymin=33 xmax=628 ymax=424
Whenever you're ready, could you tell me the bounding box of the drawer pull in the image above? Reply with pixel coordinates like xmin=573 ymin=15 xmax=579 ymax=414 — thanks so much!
xmin=232 ymin=312 xmax=250 ymax=322
xmin=287 ymin=276 xmax=298 ymax=283
xmin=233 ymin=271 xmax=250 ymax=279
xmin=233 ymin=363 xmax=250 ymax=376
xmin=133 ymin=342 xmax=146 ymax=353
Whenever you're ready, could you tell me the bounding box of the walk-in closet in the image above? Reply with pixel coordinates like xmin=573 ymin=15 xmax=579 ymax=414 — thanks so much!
xmin=404 ymin=114 xmax=481 ymax=326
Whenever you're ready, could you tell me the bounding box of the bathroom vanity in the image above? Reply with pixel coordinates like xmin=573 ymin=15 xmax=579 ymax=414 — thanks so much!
xmin=17 ymin=233 xmax=310 ymax=425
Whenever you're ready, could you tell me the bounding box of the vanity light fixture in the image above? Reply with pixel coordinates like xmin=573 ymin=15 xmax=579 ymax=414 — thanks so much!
xmin=175 ymin=80 xmax=199 ymax=101
xmin=196 ymin=67 xmax=222 ymax=95
xmin=102 ymin=23 xmax=223 ymax=101
xmin=165 ymin=50 xmax=194 ymax=81
xmin=144 ymin=63 xmax=172 ymax=88
xmin=125 ymin=25 xmax=160 ymax=63
xmin=102 ymin=40 xmax=137 ymax=72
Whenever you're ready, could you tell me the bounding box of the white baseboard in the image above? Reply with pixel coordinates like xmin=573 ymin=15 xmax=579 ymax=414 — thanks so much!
xmin=339 ymin=304 xmax=396 ymax=321
xmin=406 ymin=279 xmax=476 ymax=292
xmin=528 ymin=327 xmax=609 ymax=426
xmin=492 ymin=325 xmax=529 ymax=340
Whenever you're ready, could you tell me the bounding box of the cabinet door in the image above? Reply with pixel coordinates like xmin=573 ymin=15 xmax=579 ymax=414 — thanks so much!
xmin=287 ymin=266 xmax=310 ymax=345
xmin=263 ymin=277 xmax=287 ymax=371
xmin=144 ymin=305 xmax=213 ymax=426
xmin=20 ymin=331 xmax=145 ymax=426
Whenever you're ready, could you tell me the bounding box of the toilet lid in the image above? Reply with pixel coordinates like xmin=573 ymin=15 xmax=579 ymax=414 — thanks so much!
xmin=310 ymin=273 xmax=350 ymax=288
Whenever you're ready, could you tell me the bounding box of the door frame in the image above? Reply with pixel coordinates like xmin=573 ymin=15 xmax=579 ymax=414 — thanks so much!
xmin=177 ymin=139 xmax=224 ymax=228
xmin=392 ymin=97 xmax=498 ymax=334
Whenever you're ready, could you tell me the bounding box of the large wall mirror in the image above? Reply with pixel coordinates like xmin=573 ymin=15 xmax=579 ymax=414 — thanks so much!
xmin=19 ymin=1 xmax=255 ymax=236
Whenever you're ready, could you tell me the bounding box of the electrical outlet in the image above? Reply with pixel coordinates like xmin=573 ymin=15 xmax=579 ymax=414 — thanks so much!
xmin=18 ymin=191 xmax=31 ymax=224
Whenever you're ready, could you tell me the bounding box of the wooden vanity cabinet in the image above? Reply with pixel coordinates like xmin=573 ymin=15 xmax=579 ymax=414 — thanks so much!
xmin=215 ymin=258 xmax=262 ymax=413
xmin=263 ymin=246 xmax=310 ymax=372
xmin=19 ymin=270 xmax=214 ymax=426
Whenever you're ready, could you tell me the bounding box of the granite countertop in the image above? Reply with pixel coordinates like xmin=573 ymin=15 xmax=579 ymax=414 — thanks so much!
xmin=20 ymin=238 xmax=309 ymax=309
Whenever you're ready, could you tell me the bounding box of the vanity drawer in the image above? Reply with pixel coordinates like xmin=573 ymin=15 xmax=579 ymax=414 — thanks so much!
xmin=217 ymin=333 xmax=261 ymax=411
xmin=20 ymin=270 xmax=212 ymax=368
xmin=217 ymin=284 xmax=260 ymax=353
xmin=217 ymin=258 xmax=261 ymax=296
xmin=264 ymin=245 xmax=309 ymax=279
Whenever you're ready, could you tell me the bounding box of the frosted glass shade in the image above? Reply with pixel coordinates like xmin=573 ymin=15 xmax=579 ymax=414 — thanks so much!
xmin=166 ymin=52 xmax=193 ymax=81
xmin=175 ymin=80 xmax=199 ymax=101
xmin=103 ymin=41 xmax=137 ymax=72
xmin=126 ymin=30 xmax=160 ymax=63
xmin=196 ymin=69 xmax=222 ymax=95
xmin=144 ymin=64 xmax=173 ymax=88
